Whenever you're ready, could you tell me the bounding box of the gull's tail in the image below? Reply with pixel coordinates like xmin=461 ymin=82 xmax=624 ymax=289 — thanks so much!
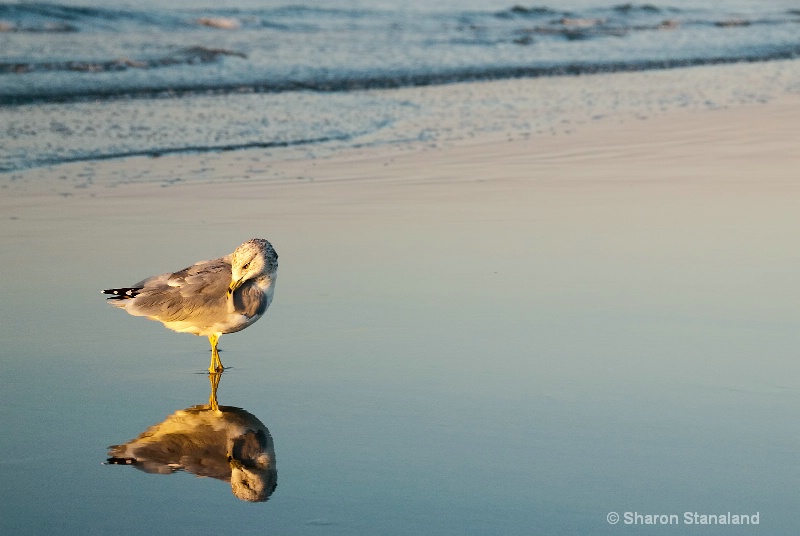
xmin=102 ymin=287 xmax=142 ymax=300
xmin=106 ymin=456 xmax=136 ymax=465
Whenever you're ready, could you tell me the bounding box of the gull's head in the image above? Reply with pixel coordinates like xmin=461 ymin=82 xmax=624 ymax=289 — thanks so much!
xmin=227 ymin=428 xmax=277 ymax=502
xmin=228 ymin=238 xmax=278 ymax=294
xmin=229 ymin=453 xmax=277 ymax=502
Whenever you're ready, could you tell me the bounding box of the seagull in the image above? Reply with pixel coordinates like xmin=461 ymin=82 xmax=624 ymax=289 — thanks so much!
xmin=102 ymin=239 xmax=278 ymax=372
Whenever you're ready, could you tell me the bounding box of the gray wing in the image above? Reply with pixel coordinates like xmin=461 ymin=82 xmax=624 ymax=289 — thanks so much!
xmin=108 ymin=431 xmax=231 ymax=479
xmin=106 ymin=407 xmax=233 ymax=480
xmin=230 ymin=429 xmax=270 ymax=463
xmin=127 ymin=255 xmax=232 ymax=323
xmin=231 ymin=281 xmax=269 ymax=318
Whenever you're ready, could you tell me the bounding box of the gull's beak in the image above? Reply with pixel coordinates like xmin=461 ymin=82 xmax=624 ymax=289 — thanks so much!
xmin=228 ymin=454 xmax=244 ymax=471
xmin=227 ymin=279 xmax=243 ymax=296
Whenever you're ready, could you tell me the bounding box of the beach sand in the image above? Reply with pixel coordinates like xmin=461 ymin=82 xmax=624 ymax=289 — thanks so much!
xmin=2 ymin=63 xmax=799 ymax=533
xmin=3 ymin=69 xmax=798 ymax=306
xmin=3 ymin=63 xmax=799 ymax=389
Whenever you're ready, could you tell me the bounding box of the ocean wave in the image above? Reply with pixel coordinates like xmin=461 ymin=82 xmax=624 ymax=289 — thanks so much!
xmin=0 ymin=3 xmax=186 ymax=31
xmin=3 ymin=46 xmax=800 ymax=106
xmin=1 ymin=2 xmax=795 ymax=35
xmin=0 ymin=132 xmax=353 ymax=172
xmin=0 ymin=46 xmax=246 ymax=75
xmin=2 ymin=0 xmax=799 ymax=173
xmin=495 ymin=6 xmax=568 ymax=19
xmin=0 ymin=3 xmax=385 ymax=32
xmin=1 ymin=2 xmax=798 ymax=106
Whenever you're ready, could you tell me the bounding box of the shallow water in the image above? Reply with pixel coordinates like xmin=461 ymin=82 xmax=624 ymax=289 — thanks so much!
xmin=1 ymin=0 xmax=799 ymax=171
xmin=2 ymin=158 xmax=799 ymax=533
xmin=2 ymin=57 xmax=800 ymax=175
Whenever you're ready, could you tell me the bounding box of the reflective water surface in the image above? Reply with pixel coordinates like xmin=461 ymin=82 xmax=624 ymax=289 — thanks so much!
xmin=106 ymin=373 xmax=277 ymax=503
xmin=1 ymin=141 xmax=799 ymax=534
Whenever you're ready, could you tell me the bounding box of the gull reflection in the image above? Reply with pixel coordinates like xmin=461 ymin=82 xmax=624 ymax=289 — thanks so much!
xmin=106 ymin=373 xmax=277 ymax=502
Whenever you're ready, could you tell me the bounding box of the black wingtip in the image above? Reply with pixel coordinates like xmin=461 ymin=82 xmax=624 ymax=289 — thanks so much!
xmin=106 ymin=457 xmax=136 ymax=465
xmin=102 ymin=287 xmax=142 ymax=300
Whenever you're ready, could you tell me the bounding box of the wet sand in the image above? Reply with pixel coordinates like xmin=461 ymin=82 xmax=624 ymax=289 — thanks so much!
xmin=3 ymin=82 xmax=798 ymax=270
xmin=2 ymin=65 xmax=800 ymax=534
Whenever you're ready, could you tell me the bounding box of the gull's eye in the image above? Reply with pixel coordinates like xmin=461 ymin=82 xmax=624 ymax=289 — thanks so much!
xmin=242 ymin=262 xmax=251 ymax=270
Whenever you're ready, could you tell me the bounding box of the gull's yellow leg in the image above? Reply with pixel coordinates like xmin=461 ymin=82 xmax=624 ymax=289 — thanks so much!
xmin=208 ymin=333 xmax=224 ymax=373
xmin=208 ymin=371 xmax=221 ymax=411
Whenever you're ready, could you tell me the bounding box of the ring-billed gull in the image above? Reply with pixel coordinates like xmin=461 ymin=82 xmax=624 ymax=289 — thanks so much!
xmin=102 ymin=239 xmax=278 ymax=372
